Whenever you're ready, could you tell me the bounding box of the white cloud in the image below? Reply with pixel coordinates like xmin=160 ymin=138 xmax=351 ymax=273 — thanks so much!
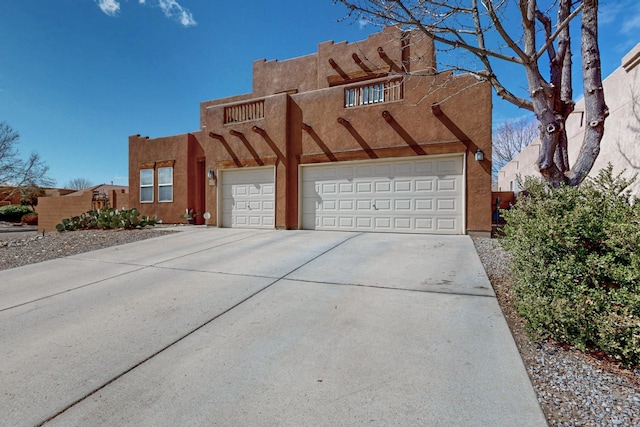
xmin=158 ymin=0 xmax=197 ymax=27
xmin=96 ymin=0 xmax=120 ymax=17
xmin=95 ymin=0 xmax=196 ymax=27
xmin=621 ymin=8 xmax=640 ymax=34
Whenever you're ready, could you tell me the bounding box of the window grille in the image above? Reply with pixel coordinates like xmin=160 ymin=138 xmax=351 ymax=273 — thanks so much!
xmin=224 ymin=100 xmax=265 ymax=124
xmin=344 ymin=79 xmax=403 ymax=108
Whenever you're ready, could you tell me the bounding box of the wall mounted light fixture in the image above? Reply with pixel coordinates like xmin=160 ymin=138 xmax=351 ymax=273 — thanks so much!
xmin=475 ymin=148 xmax=484 ymax=161
xmin=207 ymin=169 xmax=217 ymax=186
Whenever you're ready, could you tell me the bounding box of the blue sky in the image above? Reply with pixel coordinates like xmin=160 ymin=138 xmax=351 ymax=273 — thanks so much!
xmin=0 ymin=1 xmax=638 ymax=187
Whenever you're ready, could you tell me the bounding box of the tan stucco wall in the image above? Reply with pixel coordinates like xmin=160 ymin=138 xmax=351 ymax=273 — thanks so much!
xmin=498 ymin=43 xmax=640 ymax=194
xmin=37 ymin=186 xmax=129 ymax=232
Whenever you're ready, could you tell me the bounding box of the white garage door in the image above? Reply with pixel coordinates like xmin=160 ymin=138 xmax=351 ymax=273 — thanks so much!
xmin=220 ymin=167 xmax=275 ymax=229
xmin=301 ymin=156 xmax=464 ymax=234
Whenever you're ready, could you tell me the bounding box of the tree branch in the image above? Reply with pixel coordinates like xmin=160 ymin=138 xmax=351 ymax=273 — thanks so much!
xmin=535 ymin=3 xmax=583 ymax=61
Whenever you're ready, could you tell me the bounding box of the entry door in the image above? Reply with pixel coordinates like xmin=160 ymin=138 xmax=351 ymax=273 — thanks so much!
xmin=220 ymin=167 xmax=275 ymax=229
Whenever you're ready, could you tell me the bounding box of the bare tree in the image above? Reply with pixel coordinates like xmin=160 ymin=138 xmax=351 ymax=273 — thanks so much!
xmin=66 ymin=178 xmax=93 ymax=190
xmin=20 ymin=184 xmax=45 ymax=208
xmin=0 ymin=121 xmax=54 ymax=201
xmin=337 ymin=0 xmax=607 ymax=187
xmin=493 ymin=117 xmax=539 ymax=173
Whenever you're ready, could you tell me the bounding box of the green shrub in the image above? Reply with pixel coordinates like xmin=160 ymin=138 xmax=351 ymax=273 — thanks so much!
xmin=0 ymin=204 xmax=33 ymax=222
xmin=501 ymin=165 xmax=640 ymax=367
xmin=56 ymin=208 xmax=158 ymax=232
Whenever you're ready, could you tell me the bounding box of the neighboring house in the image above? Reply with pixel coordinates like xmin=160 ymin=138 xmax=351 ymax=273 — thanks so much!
xmin=0 ymin=186 xmax=76 ymax=207
xmin=498 ymin=43 xmax=640 ymax=194
xmin=130 ymin=26 xmax=493 ymax=235
xmin=37 ymin=184 xmax=129 ymax=232
xmin=0 ymin=187 xmax=23 ymax=206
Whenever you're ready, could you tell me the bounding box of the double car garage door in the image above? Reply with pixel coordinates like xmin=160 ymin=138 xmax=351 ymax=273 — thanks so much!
xmin=220 ymin=155 xmax=464 ymax=234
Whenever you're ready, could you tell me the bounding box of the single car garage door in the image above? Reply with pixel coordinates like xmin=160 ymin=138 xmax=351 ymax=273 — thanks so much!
xmin=301 ymin=155 xmax=464 ymax=234
xmin=220 ymin=167 xmax=275 ymax=229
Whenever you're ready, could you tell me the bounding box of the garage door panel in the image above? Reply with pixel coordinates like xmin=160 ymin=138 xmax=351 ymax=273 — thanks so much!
xmin=394 ymin=181 xmax=412 ymax=192
xmin=322 ymin=183 xmax=337 ymax=194
xmin=356 ymin=182 xmax=372 ymax=193
xmin=320 ymin=200 xmax=334 ymax=210
xmin=374 ymin=217 xmax=392 ymax=229
xmin=437 ymin=218 xmax=457 ymax=230
xmin=221 ymin=168 xmax=275 ymax=229
xmin=338 ymin=200 xmax=353 ymax=210
xmin=356 ymin=217 xmax=372 ymax=228
xmin=374 ymin=199 xmax=391 ymax=210
xmin=437 ymin=179 xmax=457 ymax=191
xmin=394 ymin=199 xmax=411 ymax=210
xmin=357 ymin=165 xmax=374 ymax=177
xmin=339 ymin=217 xmax=353 ymax=227
xmin=339 ymin=183 xmax=354 ymax=194
xmin=415 ymin=179 xmax=434 ymax=192
xmin=374 ymin=164 xmax=392 ymax=175
xmin=262 ymin=201 xmax=274 ymax=210
xmin=302 ymin=156 xmax=463 ymax=234
xmin=438 ymin=158 xmax=461 ymax=171
xmin=394 ymin=218 xmax=412 ymax=229
xmin=415 ymin=218 xmax=434 ymax=231
xmin=374 ymin=181 xmax=391 ymax=192
xmin=396 ymin=162 xmax=414 ymax=175
xmin=415 ymin=199 xmax=433 ymax=211
xmin=356 ymin=200 xmax=371 ymax=210
xmin=437 ymin=199 xmax=457 ymax=211
xmin=322 ymin=217 xmax=337 ymax=227
xmin=415 ymin=161 xmax=434 ymax=174
xmin=338 ymin=167 xmax=355 ymax=178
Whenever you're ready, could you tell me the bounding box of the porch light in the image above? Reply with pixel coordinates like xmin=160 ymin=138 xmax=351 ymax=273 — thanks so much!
xmin=475 ymin=148 xmax=484 ymax=161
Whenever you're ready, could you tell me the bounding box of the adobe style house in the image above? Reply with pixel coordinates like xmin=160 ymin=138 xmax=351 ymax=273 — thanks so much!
xmin=130 ymin=27 xmax=492 ymax=234
xmin=498 ymin=43 xmax=640 ymax=195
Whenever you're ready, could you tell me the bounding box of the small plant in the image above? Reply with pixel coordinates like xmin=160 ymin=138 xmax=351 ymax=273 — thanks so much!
xmin=501 ymin=164 xmax=640 ymax=367
xmin=179 ymin=208 xmax=200 ymax=224
xmin=56 ymin=208 xmax=158 ymax=231
xmin=0 ymin=204 xmax=33 ymax=222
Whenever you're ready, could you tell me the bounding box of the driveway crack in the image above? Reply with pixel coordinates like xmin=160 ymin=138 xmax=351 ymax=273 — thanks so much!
xmin=39 ymin=232 xmax=362 ymax=426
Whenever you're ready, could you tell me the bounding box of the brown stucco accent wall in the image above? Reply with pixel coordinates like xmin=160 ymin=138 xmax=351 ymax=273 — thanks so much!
xmin=129 ymin=133 xmax=204 ymax=225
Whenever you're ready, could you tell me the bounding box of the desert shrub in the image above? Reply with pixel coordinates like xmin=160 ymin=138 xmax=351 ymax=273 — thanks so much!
xmin=0 ymin=204 xmax=33 ymax=222
xmin=21 ymin=212 xmax=38 ymax=225
xmin=56 ymin=208 xmax=158 ymax=231
xmin=501 ymin=165 xmax=640 ymax=367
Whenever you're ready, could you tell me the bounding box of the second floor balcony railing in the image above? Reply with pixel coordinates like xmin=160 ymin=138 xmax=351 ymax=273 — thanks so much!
xmin=224 ymin=99 xmax=265 ymax=124
xmin=344 ymin=79 xmax=403 ymax=108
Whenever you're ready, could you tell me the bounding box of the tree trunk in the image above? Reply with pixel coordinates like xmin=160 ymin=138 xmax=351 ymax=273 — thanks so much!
xmin=566 ymin=0 xmax=607 ymax=186
xmin=534 ymin=0 xmax=606 ymax=187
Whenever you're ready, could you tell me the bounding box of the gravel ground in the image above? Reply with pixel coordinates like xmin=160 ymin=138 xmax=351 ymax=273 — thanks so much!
xmin=473 ymin=236 xmax=640 ymax=427
xmin=0 ymin=226 xmax=177 ymax=271
xmin=1 ymin=227 xmax=639 ymax=425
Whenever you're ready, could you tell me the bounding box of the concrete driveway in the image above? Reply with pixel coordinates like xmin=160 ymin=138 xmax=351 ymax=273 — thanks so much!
xmin=0 ymin=228 xmax=546 ymax=426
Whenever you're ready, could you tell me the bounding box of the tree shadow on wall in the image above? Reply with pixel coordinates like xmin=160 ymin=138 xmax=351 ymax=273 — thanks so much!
xmin=617 ymin=83 xmax=640 ymax=169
